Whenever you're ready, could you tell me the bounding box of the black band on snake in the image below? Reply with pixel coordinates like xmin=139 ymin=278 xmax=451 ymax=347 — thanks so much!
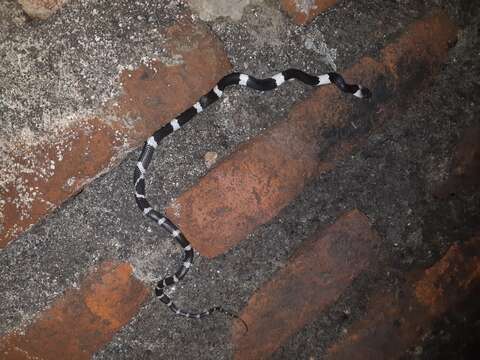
xmin=133 ymin=69 xmax=371 ymax=330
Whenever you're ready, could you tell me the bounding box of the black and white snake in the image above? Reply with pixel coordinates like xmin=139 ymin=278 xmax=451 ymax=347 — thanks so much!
xmin=133 ymin=69 xmax=371 ymax=327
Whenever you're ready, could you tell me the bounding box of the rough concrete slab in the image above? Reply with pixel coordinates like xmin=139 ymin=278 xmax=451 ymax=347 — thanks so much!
xmin=0 ymin=0 xmax=231 ymax=248
xmin=187 ymin=0 xmax=261 ymax=21
xmin=325 ymin=232 xmax=480 ymax=359
xmin=0 ymin=0 xmax=26 ymax=32
xmin=0 ymin=262 xmax=149 ymax=360
xmin=0 ymin=0 xmax=479 ymax=359
xmin=165 ymin=10 xmax=457 ymax=258
xmin=233 ymin=210 xmax=379 ymax=359
xmin=433 ymin=126 xmax=480 ymax=199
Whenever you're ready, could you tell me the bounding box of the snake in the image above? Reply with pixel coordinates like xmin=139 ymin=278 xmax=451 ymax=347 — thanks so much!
xmin=133 ymin=69 xmax=371 ymax=328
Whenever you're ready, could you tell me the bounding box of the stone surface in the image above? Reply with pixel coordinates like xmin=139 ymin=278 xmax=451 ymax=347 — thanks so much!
xmin=232 ymin=210 xmax=379 ymax=359
xmin=187 ymin=0 xmax=259 ymax=21
xmin=434 ymin=126 xmax=480 ymax=198
xmin=0 ymin=1 xmax=231 ymax=248
xmin=1 ymin=2 xmax=478 ymax=359
xmin=325 ymin=232 xmax=480 ymax=359
xmin=0 ymin=262 xmax=150 ymax=360
xmin=281 ymin=0 xmax=338 ymax=25
xmin=166 ymin=10 xmax=458 ymax=258
xmin=18 ymin=0 xmax=67 ymax=19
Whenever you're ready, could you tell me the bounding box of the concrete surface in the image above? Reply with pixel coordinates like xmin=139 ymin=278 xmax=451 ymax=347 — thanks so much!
xmin=0 ymin=0 xmax=479 ymax=359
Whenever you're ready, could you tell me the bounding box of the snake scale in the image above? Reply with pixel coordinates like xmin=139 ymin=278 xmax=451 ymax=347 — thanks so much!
xmin=133 ymin=69 xmax=371 ymax=328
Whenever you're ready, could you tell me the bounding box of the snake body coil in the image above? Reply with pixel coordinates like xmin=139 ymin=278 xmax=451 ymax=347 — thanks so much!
xmin=133 ymin=69 xmax=371 ymax=323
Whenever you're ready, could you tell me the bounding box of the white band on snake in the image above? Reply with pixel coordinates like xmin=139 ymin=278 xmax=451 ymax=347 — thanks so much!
xmin=133 ymin=69 xmax=371 ymax=330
